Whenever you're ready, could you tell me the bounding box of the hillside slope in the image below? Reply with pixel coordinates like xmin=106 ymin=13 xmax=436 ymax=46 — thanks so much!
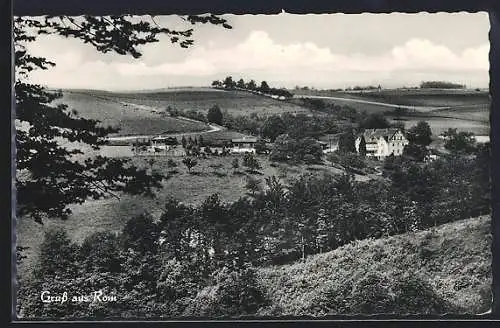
xmin=255 ymin=215 xmax=491 ymax=316
xmin=94 ymin=88 xmax=312 ymax=117
xmin=57 ymin=91 xmax=210 ymax=136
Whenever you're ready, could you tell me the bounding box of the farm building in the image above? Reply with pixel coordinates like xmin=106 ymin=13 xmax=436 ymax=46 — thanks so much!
xmin=150 ymin=136 xmax=178 ymax=150
xmin=355 ymin=128 xmax=409 ymax=160
xmin=231 ymin=137 xmax=258 ymax=154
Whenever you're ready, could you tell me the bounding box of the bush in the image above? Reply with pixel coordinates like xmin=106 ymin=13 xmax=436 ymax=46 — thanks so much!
xmin=213 ymin=264 xmax=269 ymax=316
xmin=79 ymin=231 xmax=122 ymax=273
xmin=349 ymin=271 xmax=397 ymax=314
xmin=38 ymin=227 xmax=80 ymax=277
xmin=242 ymin=153 xmax=261 ymax=172
xmin=185 ymin=264 xmax=268 ymax=317
xmin=207 ymin=105 xmax=223 ymax=125
xmin=393 ymin=274 xmax=456 ymax=314
xmin=232 ymin=158 xmax=239 ymax=169
xmin=121 ymin=214 xmax=159 ymax=254
xmin=167 ymin=159 xmax=177 ymax=167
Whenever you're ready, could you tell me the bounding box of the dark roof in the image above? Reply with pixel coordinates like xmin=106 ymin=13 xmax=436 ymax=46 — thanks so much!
xmin=231 ymin=137 xmax=258 ymax=143
xmin=360 ymin=128 xmax=402 ymax=142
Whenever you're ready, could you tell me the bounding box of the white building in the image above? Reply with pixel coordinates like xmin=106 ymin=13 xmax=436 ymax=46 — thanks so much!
xmin=355 ymin=128 xmax=409 ymax=160
xmin=231 ymin=137 xmax=258 ymax=154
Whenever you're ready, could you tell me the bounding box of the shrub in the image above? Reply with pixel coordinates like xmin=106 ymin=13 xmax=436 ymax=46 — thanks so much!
xmin=207 ymin=105 xmax=223 ymax=125
xmin=393 ymin=274 xmax=456 ymax=314
xmin=212 ymin=264 xmax=269 ymax=316
xmin=167 ymin=158 xmax=177 ymax=168
xmin=79 ymin=231 xmax=122 ymax=273
xmin=38 ymin=227 xmax=80 ymax=277
xmin=187 ymin=264 xmax=269 ymax=317
xmin=121 ymin=214 xmax=159 ymax=254
xmin=232 ymin=158 xmax=239 ymax=169
xmin=349 ymin=271 xmax=397 ymax=314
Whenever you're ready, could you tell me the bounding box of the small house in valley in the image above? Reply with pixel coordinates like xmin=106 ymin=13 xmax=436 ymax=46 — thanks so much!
xmin=355 ymin=128 xmax=409 ymax=160
xmin=231 ymin=137 xmax=258 ymax=154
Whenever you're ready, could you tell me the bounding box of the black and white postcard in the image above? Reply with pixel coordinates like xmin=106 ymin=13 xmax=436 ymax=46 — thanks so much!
xmin=13 ymin=11 xmax=492 ymax=320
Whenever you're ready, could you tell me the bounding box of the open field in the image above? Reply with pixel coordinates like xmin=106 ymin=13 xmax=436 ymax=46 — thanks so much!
xmin=428 ymin=103 xmax=490 ymax=122
xmin=293 ymin=88 xmax=490 ymax=136
xmin=392 ymin=115 xmax=489 ymax=136
xmin=294 ymin=88 xmax=489 ymax=107
xmin=294 ymin=88 xmax=489 ymax=111
xmin=97 ymin=87 xmax=312 ymax=117
xmin=256 ymin=215 xmax=491 ymax=315
xmin=57 ymin=90 xmax=210 ymax=136
xmin=342 ymin=88 xmax=490 ymax=108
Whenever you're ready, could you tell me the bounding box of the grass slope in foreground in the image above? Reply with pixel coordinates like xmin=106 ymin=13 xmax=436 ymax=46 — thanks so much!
xmin=254 ymin=215 xmax=492 ymax=316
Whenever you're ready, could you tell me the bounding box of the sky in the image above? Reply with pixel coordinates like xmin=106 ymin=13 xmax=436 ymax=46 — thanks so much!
xmin=22 ymin=12 xmax=490 ymax=91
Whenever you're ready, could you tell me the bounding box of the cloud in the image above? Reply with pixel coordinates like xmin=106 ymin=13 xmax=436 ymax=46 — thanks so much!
xmin=25 ymin=30 xmax=489 ymax=89
xmin=111 ymin=30 xmax=490 ymax=77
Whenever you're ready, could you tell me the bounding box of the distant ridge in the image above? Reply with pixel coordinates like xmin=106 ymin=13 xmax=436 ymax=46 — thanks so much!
xmin=56 ymin=86 xmax=220 ymax=94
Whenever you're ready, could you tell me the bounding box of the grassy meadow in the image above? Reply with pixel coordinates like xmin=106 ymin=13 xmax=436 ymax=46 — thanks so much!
xmin=294 ymin=88 xmax=489 ymax=107
xmin=57 ymin=90 xmax=211 ymax=136
xmin=294 ymin=88 xmax=490 ymax=136
xmin=99 ymin=87 xmax=312 ymax=117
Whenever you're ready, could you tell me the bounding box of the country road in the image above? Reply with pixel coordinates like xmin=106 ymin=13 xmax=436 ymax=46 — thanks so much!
xmin=106 ymin=123 xmax=223 ymax=142
xmin=105 ymin=101 xmax=225 ymax=142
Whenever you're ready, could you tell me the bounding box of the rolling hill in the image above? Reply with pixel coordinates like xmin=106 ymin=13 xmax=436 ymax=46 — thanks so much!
xmin=56 ymin=90 xmax=211 ymax=136
xmin=293 ymin=88 xmax=490 ymax=136
xmin=88 ymin=87 xmax=312 ymax=117
xmin=254 ymin=215 xmax=491 ymax=316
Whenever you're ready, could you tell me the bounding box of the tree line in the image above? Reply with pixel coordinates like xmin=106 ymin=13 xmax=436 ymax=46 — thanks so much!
xmin=211 ymin=76 xmax=294 ymax=98
xmin=420 ymin=81 xmax=466 ymax=89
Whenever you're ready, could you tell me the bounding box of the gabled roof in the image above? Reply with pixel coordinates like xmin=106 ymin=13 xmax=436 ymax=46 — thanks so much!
xmin=360 ymin=128 xmax=402 ymax=142
xmin=231 ymin=137 xmax=258 ymax=143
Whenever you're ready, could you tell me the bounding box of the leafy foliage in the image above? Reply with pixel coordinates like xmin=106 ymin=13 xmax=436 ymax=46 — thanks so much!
xmin=15 ymin=15 xmax=231 ymax=223
xmin=242 ymin=153 xmax=261 ymax=173
xmin=442 ymin=128 xmax=477 ymax=154
xmin=338 ymin=130 xmax=356 ymax=153
xmin=261 ymin=115 xmax=286 ymax=142
xmin=407 ymin=121 xmax=432 ymax=146
xmin=207 ymin=105 xmax=223 ymax=125
xmin=18 ymin=147 xmax=490 ymax=317
xmin=182 ymin=157 xmax=198 ymax=173
xmin=270 ymin=135 xmax=324 ymax=164
xmin=420 ymin=81 xmax=466 ymax=89
xmin=359 ymin=113 xmax=391 ymax=129
xmin=245 ymin=176 xmax=262 ymax=196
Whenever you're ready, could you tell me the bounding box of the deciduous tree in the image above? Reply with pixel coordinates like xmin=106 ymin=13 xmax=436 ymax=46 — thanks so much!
xmin=207 ymin=105 xmax=223 ymax=125
xmin=15 ymin=15 xmax=231 ymax=223
xmin=243 ymin=153 xmax=261 ymax=173
xmin=261 ymin=115 xmax=286 ymax=142
xmin=245 ymin=176 xmax=262 ymax=196
xmin=407 ymin=121 xmax=432 ymax=146
xmin=182 ymin=157 xmax=198 ymax=173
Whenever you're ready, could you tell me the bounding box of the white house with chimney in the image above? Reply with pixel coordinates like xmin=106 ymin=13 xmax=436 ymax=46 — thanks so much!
xmin=355 ymin=128 xmax=409 ymax=160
